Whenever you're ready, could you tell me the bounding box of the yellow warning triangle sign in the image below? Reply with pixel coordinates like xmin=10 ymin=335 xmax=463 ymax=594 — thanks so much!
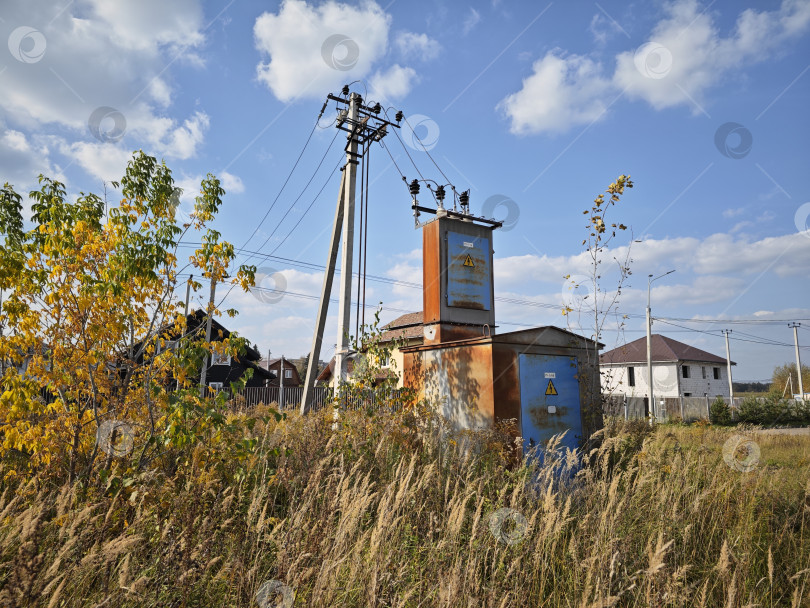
xmin=463 ymin=254 xmax=475 ymax=267
xmin=545 ymin=379 xmax=558 ymax=396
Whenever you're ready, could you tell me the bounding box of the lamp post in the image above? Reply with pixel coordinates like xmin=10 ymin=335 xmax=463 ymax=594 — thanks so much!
xmin=647 ymin=269 xmax=675 ymax=424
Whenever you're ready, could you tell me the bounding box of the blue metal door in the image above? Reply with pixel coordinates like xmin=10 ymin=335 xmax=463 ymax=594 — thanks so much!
xmin=519 ymin=354 xmax=582 ymax=455
xmin=446 ymin=231 xmax=491 ymax=310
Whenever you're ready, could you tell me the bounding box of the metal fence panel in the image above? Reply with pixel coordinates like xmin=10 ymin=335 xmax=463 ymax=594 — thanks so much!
xmin=682 ymin=397 xmax=710 ymax=421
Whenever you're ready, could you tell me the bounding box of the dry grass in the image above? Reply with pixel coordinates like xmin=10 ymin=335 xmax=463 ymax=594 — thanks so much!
xmin=0 ymin=408 xmax=808 ymax=607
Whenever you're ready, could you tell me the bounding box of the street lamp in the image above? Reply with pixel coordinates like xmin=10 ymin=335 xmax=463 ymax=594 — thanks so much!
xmin=647 ymin=269 xmax=675 ymax=424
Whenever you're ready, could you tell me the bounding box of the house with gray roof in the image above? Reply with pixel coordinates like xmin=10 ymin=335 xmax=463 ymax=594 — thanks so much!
xmin=600 ymin=334 xmax=735 ymax=399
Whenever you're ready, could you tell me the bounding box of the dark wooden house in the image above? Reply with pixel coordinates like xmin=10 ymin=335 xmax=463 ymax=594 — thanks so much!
xmin=140 ymin=309 xmax=273 ymax=392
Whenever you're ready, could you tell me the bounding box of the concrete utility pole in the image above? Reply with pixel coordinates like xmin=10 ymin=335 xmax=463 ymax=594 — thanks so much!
xmin=789 ymin=322 xmax=805 ymax=401
xmin=300 ymin=170 xmax=346 ymax=414
xmin=280 ymin=355 xmax=285 ymax=408
xmin=647 ymin=270 xmax=675 ymax=423
xmin=300 ymin=88 xmax=399 ymax=415
xmin=334 ymin=93 xmax=360 ymax=394
xmin=199 ymin=276 xmax=216 ymax=397
xmin=722 ymin=329 xmax=733 ymax=402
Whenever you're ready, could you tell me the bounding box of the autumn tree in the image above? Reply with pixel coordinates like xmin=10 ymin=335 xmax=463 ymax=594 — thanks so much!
xmin=0 ymin=151 xmax=256 ymax=483
xmin=770 ymin=362 xmax=810 ymax=397
xmin=562 ymin=175 xmax=634 ymax=420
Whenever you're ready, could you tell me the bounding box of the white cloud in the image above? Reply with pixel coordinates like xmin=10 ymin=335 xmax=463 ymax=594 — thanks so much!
xmin=494 ymin=231 xmax=810 ymax=294
xmin=253 ymin=0 xmax=391 ymax=102
xmin=652 ymin=276 xmax=746 ymax=306
xmin=369 ymin=64 xmax=418 ymax=101
xmin=395 ymin=32 xmax=440 ymax=61
xmin=614 ymin=0 xmax=810 ymax=112
xmin=463 ymin=8 xmax=481 ymax=35
xmin=730 ymin=220 xmax=754 ymax=234
xmin=172 ymin=170 xmax=244 ymax=210
xmin=0 ymin=0 xmax=212 ymax=181
xmin=87 ymin=0 xmax=205 ymax=53
xmin=589 ymin=12 xmax=626 ymax=45
xmin=501 ymin=0 xmax=810 ymax=134
xmin=220 ymin=171 xmax=245 ymax=194
xmin=159 ymin=112 xmax=210 ymax=160
xmin=66 ymin=141 xmax=133 ymax=184
xmin=497 ymin=53 xmax=612 ymax=135
xmin=0 ymin=128 xmax=64 ymax=207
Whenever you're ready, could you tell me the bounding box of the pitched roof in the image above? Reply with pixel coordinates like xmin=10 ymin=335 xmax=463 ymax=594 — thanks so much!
xmin=383 ymin=311 xmax=423 ymax=329
xmin=600 ymin=334 xmax=733 ymax=365
xmin=379 ymin=311 xmax=424 ymax=343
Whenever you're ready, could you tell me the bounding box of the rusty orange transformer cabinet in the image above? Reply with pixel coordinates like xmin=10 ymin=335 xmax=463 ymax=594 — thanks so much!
xmin=403 ymin=212 xmax=603 ymax=454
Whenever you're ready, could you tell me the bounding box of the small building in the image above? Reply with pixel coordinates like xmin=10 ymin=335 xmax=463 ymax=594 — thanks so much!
xmin=600 ymin=334 xmax=734 ymax=399
xmin=316 ymin=352 xmax=398 ymax=387
xmin=397 ymin=209 xmax=603 ymax=454
xmin=153 ymin=309 xmax=273 ymax=392
xmin=313 ymin=314 xmax=423 ymax=388
xmin=376 ymin=312 xmax=425 ymax=387
xmin=262 ymin=356 xmax=302 ymax=387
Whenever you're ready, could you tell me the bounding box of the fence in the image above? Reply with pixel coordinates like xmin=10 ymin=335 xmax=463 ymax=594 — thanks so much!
xmin=606 ymin=394 xmax=745 ymax=422
xmin=228 ymin=385 xmax=407 ymax=414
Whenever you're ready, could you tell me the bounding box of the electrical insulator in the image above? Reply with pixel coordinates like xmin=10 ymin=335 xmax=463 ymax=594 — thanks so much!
xmin=372 ymin=103 xmax=381 ymax=114
xmin=342 ymin=85 xmax=349 ymax=96
xmin=395 ymin=110 xmax=403 ymax=123
xmin=459 ymin=190 xmax=469 ymax=208
xmin=409 ymin=179 xmax=420 ymax=196
xmin=436 ymin=185 xmax=446 ymax=203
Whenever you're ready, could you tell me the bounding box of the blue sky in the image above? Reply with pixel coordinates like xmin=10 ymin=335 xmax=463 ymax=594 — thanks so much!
xmin=2 ymin=0 xmax=809 ymax=382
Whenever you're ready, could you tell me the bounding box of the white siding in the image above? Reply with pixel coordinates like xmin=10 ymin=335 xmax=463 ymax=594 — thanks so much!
xmin=602 ymin=360 xmax=731 ymax=398
xmin=602 ymin=362 xmax=679 ymax=398
xmin=678 ymin=361 xmax=730 ymax=398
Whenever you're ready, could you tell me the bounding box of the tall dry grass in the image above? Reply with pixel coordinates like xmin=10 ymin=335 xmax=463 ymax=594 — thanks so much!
xmin=0 ymin=407 xmax=808 ymax=607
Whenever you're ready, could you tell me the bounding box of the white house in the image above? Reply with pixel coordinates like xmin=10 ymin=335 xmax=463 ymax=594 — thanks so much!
xmin=600 ymin=334 xmax=734 ymax=399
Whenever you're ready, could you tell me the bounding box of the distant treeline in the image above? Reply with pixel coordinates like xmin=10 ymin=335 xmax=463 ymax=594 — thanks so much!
xmin=733 ymin=381 xmax=771 ymax=393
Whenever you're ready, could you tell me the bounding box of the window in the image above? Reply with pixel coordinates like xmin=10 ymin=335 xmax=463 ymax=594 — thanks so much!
xmin=208 ymin=382 xmax=224 ymax=394
xmin=284 ymin=369 xmax=292 ymax=379
xmin=682 ymin=365 xmax=690 ymax=379
xmin=702 ymin=366 xmax=707 ymax=379
xmin=627 ymin=366 xmax=635 ymax=387
xmin=684 ymin=392 xmax=692 ymax=397
xmin=380 ymin=355 xmax=390 ymax=368
xmin=212 ymin=351 xmax=231 ymax=366
xmin=157 ymin=339 xmax=177 ymax=354
xmin=713 ymin=367 xmax=720 ymax=380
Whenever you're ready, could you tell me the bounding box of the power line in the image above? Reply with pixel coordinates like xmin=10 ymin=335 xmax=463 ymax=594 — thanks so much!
xmin=179 ymin=242 xmax=636 ymax=317
xmin=654 ymin=316 xmax=810 ymax=325
xmin=266 ymin=155 xmax=344 ymax=257
xmin=653 ymin=318 xmax=810 ymax=349
xmin=215 ymin=153 xmax=344 ymax=310
xmin=237 ymin=115 xmax=322 ymax=255
xmin=397 ymin=111 xmax=453 ymax=187
xmin=246 ymin=130 xmax=341 ymax=265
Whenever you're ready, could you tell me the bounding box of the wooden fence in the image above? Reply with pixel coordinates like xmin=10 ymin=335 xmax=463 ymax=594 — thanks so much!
xmin=228 ymin=385 xmax=407 ymax=413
